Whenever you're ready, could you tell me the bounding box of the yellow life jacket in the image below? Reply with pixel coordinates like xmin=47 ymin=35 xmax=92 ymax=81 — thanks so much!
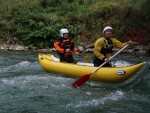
xmin=101 ymin=39 xmax=113 ymax=55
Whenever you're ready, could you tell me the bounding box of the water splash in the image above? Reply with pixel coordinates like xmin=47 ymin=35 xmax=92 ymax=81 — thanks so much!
xmin=0 ymin=61 xmax=40 ymax=73
xmin=66 ymin=90 xmax=124 ymax=108
xmin=112 ymin=60 xmax=132 ymax=67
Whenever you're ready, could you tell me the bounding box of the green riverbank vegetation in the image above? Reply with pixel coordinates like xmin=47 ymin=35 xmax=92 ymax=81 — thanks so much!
xmin=0 ymin=0 xmax=150 ymax=48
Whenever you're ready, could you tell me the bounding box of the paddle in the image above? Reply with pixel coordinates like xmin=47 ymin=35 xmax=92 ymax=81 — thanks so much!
xmin=72 ymin=44 xmax=129 ymax=88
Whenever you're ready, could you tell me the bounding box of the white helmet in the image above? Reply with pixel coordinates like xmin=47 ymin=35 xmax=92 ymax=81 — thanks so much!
xmin=103 ymin=26 xmax=113 ymax=33
xmin=60 ymin=28 xmax=69 ymax=37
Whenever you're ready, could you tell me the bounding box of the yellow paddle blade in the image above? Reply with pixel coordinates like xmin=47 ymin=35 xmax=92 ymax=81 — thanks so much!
xmin=84 ymin=55 xmax=91 ymax=62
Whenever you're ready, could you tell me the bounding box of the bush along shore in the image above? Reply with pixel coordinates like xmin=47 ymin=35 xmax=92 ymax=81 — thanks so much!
xmin=0 ymin=0 xmax=150 ymax=49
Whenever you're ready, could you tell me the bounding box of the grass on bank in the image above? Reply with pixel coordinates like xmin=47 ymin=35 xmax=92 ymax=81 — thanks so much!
xmin=0 ymin=0 xmax=149 ymax=48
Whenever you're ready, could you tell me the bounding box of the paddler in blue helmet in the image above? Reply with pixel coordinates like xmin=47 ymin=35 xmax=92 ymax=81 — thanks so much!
xmin=93 ymin=26 xmax=132 ymax=67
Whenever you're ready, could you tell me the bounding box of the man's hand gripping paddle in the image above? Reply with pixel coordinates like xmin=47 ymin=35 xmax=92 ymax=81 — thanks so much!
xmin=72 ymin=44 xmax=129 ymax=88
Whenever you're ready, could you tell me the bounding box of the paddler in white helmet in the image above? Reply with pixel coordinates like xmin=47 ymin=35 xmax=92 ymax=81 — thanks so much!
xmin=54 ymin=28 xmax=79 ymax=63
xmin=93 ymin=26 xmax=133 ymax=67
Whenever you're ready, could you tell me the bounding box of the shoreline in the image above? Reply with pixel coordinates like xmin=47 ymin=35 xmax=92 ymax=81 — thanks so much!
xmin=0 ymin=43 xmax=150 ymax=55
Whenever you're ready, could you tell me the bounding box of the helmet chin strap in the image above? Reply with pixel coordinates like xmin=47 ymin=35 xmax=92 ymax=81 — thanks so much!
xmin=104 ymin=36 xmax=110 ymax=39
xmin=104 ymin=34 xmax=113 ymax=39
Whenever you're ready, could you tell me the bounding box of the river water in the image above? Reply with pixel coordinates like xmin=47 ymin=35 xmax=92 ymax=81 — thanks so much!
xmin=0 ymin=51 xmax=149 ymax=113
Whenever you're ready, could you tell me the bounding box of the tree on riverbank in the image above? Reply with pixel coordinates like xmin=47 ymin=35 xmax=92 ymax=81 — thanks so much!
xmin=0 ymin=0 xmax=150 ymax=48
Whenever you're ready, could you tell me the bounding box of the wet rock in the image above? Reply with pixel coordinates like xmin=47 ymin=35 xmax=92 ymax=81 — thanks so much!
xmin=77 ymin=45 xmax=84 ymax=52
xmin=14 ymin=45 xmax=26 ymax=51
xmin=85 ymin=43 xmax=94 ymax=49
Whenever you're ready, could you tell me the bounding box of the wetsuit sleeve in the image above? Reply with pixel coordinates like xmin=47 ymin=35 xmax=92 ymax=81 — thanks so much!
xmin=70 ymin=40 xmax=78 ymax=52
xmin=112 ymin=38 xmax=127 ymax=48
xmin=73 ymin=48 xmax=78 ymax=52
xmin=94 ymin=38 xmax=105 ymax=60
xmin=54 ymin=42 xmax=65 ymax=53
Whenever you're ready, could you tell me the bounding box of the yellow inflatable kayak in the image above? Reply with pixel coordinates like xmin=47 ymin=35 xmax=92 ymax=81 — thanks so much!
xmin=38 ymin=53 xmax=150 ymax=83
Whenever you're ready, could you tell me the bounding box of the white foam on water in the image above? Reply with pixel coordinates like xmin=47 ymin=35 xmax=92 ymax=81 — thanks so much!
xmin=0 ymin=56 xmax=4 ymax=61
xmin=113 ymin=60 xmax=132 ymax=67
xmin=46 ymin=76 xmax=74 ymax=89
xmin=0 ymin=61 xmax=30 ymax=72
xmin=0 ymin=73 xmax=74 ymax=91
xmin=0 ymin=61 xmax=39 ymax=73
xmin=66 ymin=90 xmax=124 ymax=108
xmin=85 ymin=91 xmax=92 ymax=95
xmin=0 ymin=75 xmax=46 ymax=85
